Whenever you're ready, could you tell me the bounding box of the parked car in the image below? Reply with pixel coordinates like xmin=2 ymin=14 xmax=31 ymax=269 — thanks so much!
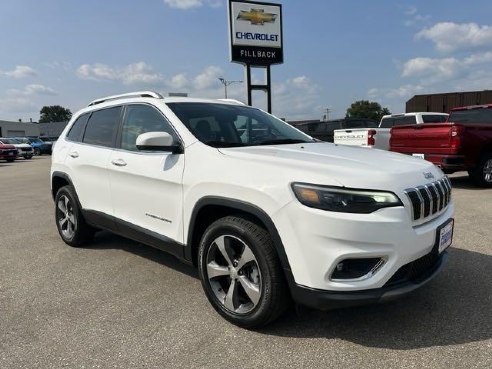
xmin=51 ymin=91 xmax=454 ymax=327
xmin=334 ymin=112 xmax=449 ymax=150
xmin=15 ymin=137 xmax=51 ymax=155
xmin=390 ymin=104 xmax=492 ymax=187
xmin=0 ymin=137 xmax=34 ymax=159
xmin=0 ymin=143 xmax=18 ymax=162
xmin=296 ymin=118 xmax=378 ymax=143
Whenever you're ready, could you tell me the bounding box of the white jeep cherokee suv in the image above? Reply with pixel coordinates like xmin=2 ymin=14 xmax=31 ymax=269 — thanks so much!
xmin=51 ymin=91 xmax=454 ymax=327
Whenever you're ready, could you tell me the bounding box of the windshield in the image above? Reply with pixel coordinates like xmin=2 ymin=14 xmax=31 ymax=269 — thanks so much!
xmin=1 ymin=138 xmax=20 ymax=144
xmin=30 ymin=138 xmax=43 ymax=143
xmin=449 ymin=108 xmax=492 ymax=124
xmin=167 ymin=102 xmax=314 ymax=147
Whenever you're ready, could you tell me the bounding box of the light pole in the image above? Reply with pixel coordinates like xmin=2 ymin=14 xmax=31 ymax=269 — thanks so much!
xmin=218 ymin=77 xmax=243 ymax=99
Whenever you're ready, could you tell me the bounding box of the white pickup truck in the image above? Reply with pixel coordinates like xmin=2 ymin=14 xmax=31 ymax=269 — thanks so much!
xmin=334 ymin=112 xmax=449 ymax=150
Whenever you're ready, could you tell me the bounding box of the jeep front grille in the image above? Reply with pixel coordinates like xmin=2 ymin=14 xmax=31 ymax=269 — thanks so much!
xmin=404 ymin=177 xmax=452 ymax=222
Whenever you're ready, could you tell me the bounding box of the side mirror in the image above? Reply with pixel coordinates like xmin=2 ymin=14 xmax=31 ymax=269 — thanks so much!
xmin=136 ymin=132 xmax=183 ymax=154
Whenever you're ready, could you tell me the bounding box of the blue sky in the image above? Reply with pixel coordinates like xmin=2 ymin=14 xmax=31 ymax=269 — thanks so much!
xmin=0 ymin=0 xmax=491 ymax=122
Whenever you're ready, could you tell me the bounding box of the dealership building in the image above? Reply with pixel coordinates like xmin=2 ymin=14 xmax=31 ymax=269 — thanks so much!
xmin=406 ymin=90 xmax=492 ymax=113
xmin=0 ymin=119 xmax=68 ymax=138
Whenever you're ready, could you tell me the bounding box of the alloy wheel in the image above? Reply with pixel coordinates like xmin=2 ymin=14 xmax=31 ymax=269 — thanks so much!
xmin=205 ymin=234 xmax=262 ymax=314
xmin=484 ymin=159 xmax=492 ymax=183
xmin=57 ymin=195 xmax=77 ymax=239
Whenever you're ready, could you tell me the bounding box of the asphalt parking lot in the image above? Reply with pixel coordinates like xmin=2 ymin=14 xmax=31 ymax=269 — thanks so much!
xmin=0 ymin=156 xmax=491 ymax=369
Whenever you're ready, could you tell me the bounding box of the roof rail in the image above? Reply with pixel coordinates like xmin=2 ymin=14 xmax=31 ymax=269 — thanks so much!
xmin=87 ymin=91 xmax=163 ymax=107
xmin=217 ymin=98 xmax=246 ymax=105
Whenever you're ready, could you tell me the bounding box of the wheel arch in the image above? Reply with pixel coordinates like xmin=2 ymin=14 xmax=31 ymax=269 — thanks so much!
xmin=186 ymin=197 xmax=292 ymax=275
xmin=51 ymin=171 xmax=74 ymax=201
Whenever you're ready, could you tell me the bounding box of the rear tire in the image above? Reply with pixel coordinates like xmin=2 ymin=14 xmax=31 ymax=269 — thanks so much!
xmin=6 ymin=158 xmax=14 ymax=162
xmin=470 ymin=152 xmax=492 ymax=188
xmin=55 ymin=185 xmax=95 ymax=247
xmin=198 ymin=216 xmax=289 ymax=328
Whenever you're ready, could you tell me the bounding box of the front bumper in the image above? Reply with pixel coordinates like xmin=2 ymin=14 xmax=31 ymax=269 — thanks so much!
xmin=289 ymin=251 xmax=447 ymax=310
xmin=423 ymin=154 xmax=466 ymax=173
xmin=273 ymin=198 xmax=454 ymax=292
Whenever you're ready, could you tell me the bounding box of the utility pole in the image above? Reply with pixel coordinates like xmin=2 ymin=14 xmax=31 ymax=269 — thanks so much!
xmin=323 ymin=108 xmax=332 ymax=122
xmin=218 ymin=78 xmax=243 ymax=99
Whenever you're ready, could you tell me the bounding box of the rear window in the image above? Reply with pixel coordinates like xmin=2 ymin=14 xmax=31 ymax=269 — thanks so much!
xmin=67 ymin=113 xmax=89 ymax=142
xmin=422 ymin=115 xmax=448 ymax=123
xmin=380 ymin=116 xmax=416 ymax=128
xmin=449 ymin=108 xmax=492 ymax=124
xmin=82 ymin=107 xmax=122 ymax=147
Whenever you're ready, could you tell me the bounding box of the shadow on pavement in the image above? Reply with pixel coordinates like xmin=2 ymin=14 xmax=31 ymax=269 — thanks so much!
xmin=87 ymin=231 xmax=198 ymax=279
xmin=449 ymin=173 xmax=490 ymax=190
xmin=264 ymin=247 xmax=492 ymax=349
xmin=81 ymin=231 xmax=491 ymax=349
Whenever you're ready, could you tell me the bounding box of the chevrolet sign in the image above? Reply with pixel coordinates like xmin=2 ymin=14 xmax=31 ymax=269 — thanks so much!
xmin=228 ymin=0 xmax=283 ymax=66
xmin=237 ymin=9 xmax=277 ymax=25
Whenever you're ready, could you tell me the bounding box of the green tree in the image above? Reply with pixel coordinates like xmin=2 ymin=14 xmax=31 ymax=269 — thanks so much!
xmin=345 ymin=100 xmax=391 ymax=122
xmin=39 ymin=105 xmax=72 ymax=123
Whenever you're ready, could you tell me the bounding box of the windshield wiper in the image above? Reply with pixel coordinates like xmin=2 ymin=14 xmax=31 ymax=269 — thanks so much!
xmin=257 ymin=138 xmax=311 ymax=146
xmin=204 ymin=141 xmax=245 ymax=148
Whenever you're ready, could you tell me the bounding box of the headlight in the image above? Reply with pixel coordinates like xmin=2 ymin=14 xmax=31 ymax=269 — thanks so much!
xmin=292 ymin=183 xmax=403 ymax=213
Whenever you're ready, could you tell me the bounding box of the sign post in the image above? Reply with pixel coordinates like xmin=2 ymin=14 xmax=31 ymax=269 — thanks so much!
xmin=228 ymin=0 xmax=283 ymax=113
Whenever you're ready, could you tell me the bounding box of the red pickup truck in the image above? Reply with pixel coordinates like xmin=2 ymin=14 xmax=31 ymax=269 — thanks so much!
xmin=390 ymin=104 xmax=492 ymax=187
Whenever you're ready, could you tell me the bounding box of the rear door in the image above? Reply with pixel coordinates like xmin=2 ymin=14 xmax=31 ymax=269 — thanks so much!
xmin=65 ymin=106 xmax=122 ymax=218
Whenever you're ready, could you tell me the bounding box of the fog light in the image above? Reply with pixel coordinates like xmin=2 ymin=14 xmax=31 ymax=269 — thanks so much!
xmin=331 ymin=258 xmax=385 ymax=281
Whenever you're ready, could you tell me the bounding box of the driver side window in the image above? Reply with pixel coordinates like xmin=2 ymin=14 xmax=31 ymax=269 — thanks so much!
xmin=120 ymin=104 xmax=177 ymax=151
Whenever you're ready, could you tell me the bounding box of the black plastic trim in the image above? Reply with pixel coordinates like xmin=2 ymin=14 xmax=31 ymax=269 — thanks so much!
xmin=51 ymin=171 xmax=75 ymax=200
xmin=186 ymin=196 xmax=292 ymax=273
xmin=290 ymin=252 xmax=448 ymax=310
xmin=82 ymin=209 xmax=186 ymax=261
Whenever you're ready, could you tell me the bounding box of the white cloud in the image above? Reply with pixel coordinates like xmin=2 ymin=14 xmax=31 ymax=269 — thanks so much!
xmin=385 ymin=84 xmax=424 ymax=99
xmin=168 ymin=73 xmax=189 ymax=89
xmin=8 ymin=84 xmax=57 ymax=96
xmin=1 ymin=65 xmax=37 ymax=79
xmin=0 ymin=97 xmax=36 ymax=115
xmin=416 ymin=22 xmax=492 ymax=53
xmin=463 ymin=51 xmax=492 ymax=65
xmin=403 ymin=6 xmax=431 ymax=27
xmin=77 ymin=62 xmax=164 ymax=85
xmin=193 ymin=65 xmax=223 ymax=90
xmin=401 ymin=51 xmax=492 ymax=84
xmin=45 ymin=61 xmax=72 ymax=71
xmin=23 ymin=84 xmax=57 ymax=96
xmin=163 ymin=0 xmax=222 ymax=10
xmin=122 ymin=62 xmax=164 ymax=85
xmin=271 ymin=76 xmax=320 ymax=119
xmin=402 ymin=57 xmax=460 ymax=80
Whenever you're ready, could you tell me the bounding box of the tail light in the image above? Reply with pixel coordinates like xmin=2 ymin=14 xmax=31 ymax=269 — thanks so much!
xmin=367 ymin=129 xmax=377 ymax=146
xmin=450 ymin=125 xmax=464 ymax=151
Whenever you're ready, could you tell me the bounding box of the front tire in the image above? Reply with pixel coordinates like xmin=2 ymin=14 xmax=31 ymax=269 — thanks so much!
xmin=470 ymin=152 xmax=492 ymax=187
xmin=33 ymin=148 xmax=41 ymax=156
xmin=198 ymin=216 xmax=289 ymax=328
xmin=55 ymin=185 xmax=95 ymax=246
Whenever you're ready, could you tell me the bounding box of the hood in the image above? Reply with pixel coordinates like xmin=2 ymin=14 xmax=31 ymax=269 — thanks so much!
xmin=13 ymin=143 xmax=32 ymax=149
xmin=218 ymin=142 xmax=442 ymax=191
xmin=0 ymin=144 xmax=16 ymax=149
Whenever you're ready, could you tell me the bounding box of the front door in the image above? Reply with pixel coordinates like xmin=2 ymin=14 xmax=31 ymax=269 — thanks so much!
xmin=108 ymin=104 xmax=185 ymax=244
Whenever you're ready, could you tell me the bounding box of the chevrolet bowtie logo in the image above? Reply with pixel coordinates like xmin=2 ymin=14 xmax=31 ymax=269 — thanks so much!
xmin=237 ymin=8 xmax=277 ymax=25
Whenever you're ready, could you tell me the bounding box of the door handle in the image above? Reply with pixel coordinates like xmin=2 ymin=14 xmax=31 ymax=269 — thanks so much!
xmin=68 ymin=151 xmax=79 ymax=158
xmin=111 ymin=159 xmax=127 ymax=167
